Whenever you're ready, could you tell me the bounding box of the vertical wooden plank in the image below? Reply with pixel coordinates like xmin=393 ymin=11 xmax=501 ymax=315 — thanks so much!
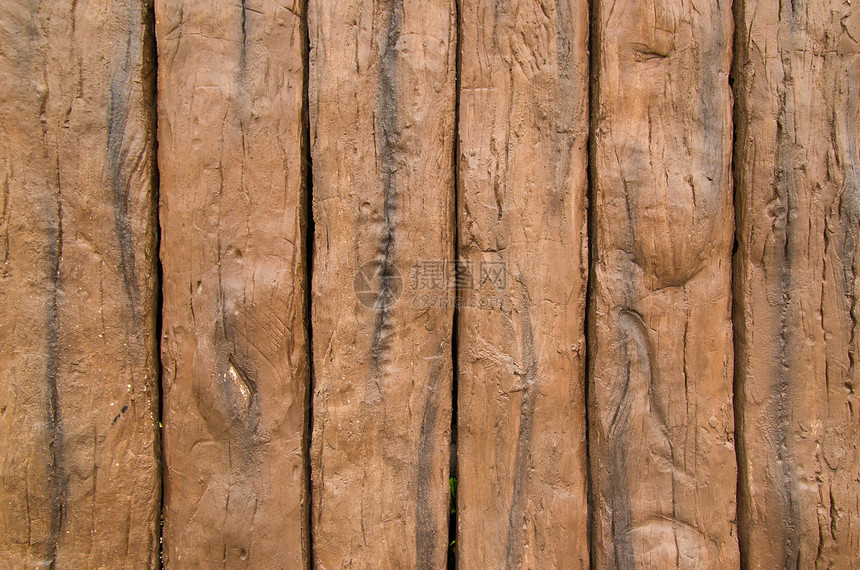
xmin=0 ymin=1 xmax=160 ymax=566
xmin=734 ymin=1 xmax=860 ymax=566
xmin=155 ymin=0 xmax=310 ymax=565
xmin=456 ymin=0 xmax=590 ymax=567
xmin=308 ymin=0 xmax=457 ymax=566
xmin=589 ymin=0 xmax=738 ymax=566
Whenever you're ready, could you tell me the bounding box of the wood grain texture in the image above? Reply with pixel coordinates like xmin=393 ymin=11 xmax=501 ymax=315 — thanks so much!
xmin=733 ymin=0 xmax=860 ymax=566
xmin=0 ymin=1 xmax=160 ymax=566
xmin=156 ymin=0 xmax=310 ymax=566
xmin=455 ymin=0 xmax=590 ymax=567
xmin=588 ymin=0 xmax=738 ymax=567
xmin=308 ymin=0 xmax=457 ymax=566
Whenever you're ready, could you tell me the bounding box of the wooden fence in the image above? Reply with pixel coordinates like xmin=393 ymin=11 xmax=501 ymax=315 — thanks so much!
xmin=1 ymin=0 xmax=858 ymax=567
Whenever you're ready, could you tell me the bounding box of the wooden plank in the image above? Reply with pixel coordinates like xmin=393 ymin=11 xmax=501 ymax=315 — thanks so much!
xmin=733 ymin=0 xmax=860 ymax=565
xmin=155 ymin=0 xmax=310 ymax=565
xmin=455 ymin=0 xmax=590 ymax=567
xmin=308 ymin=0 xmax=457 ymax=566
xmin=0 ymin=1 xmax=160 ymax=566
xmin=588 ymin=0 xmax=738 ymax=566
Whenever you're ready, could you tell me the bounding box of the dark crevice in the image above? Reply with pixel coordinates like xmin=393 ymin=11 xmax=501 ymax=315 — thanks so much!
xmin=370 ymin=0 xmax=403 ymax=380
xmin=416 ymin=355 xmax=444 ymax=569
xmin=301 ymin=0 xmax=315 ymax=567
xmin=504 ymin=279 xmax=539 ymax=569
xmin=772 ymin=4 xmax=801 ymax=563
xmin=106 ymin=5 xmax=141 ymax=314
xmin=46 ymin=155 xmax=64 ymax=570
xmin=143 ymin=0 xmax=164 ymax=567
xmin=38 ymin=6 xmax=67 ymax=565
xmin=239 ymin=0 xmax=247 ymax=69
xmin=448 ymin=0 xmax=461 ymax=567
xmin=585 ymin=0 xmax=598 ymax=565
xmin=729 ymin=0 xmax=747 ymax=567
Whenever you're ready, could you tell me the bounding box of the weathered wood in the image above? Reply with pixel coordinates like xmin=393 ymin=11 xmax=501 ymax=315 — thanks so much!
xmin=0 ymin=1 xmax=160 ymax=566
xmin=455 ymin=0 xmax=590 ymax=567
xmin=308 ymin=0 xmax=457 ymax=566
xmin=733 ymin=1 xmax=860 ymax=566
xmin=588 ymin=0 xmax=738 ymax=566
xmin=155 ymin=0 xmax=310 ymax=565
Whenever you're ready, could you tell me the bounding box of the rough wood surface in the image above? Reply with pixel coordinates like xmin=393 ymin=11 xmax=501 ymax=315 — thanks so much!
xmin=455 ymin=0 xmax=590 ymax=567
xmin=308 ymin=0 xmax=457 ymax=566
xmin=733 ymin=1 xmax=860 ymax=566
xmin=0 ymin=1 xmax=160 ymax=566
xmin=156 ymin=0 xmax=310 ymax=566
xmin=588 ymin=0 xmax=738 ymax=566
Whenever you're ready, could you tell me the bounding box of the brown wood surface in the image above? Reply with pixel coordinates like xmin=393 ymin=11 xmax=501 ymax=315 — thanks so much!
xmin=733 ymin=0 xmax=860 ymax=566
xmin=588 ymin=0 xmax=739 ymax=567
xmin=308 ymin=0 xmax=457 ymax=566
xmin=0 ymin=1 xmax=160 ymax=566
xmin=4 ymin=1 xmax=860 ymax=567
xmin=455 ymin=0 xmax=590 ymax=567
xmin=155 ymin=0 xmax=310 ymax=566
